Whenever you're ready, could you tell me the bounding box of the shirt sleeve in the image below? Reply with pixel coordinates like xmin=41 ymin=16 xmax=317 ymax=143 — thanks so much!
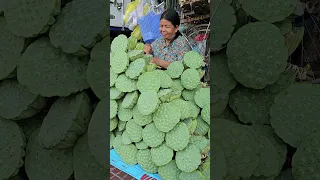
xmin=175 ymin=36 xmax=191 ymax=61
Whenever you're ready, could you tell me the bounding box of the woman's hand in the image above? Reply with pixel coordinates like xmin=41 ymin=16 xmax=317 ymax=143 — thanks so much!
xmin=144 ymin=44 xmax=152 ymax=54
xmin=150 ymin=57 xmax=160 ymax=64
xmin=151 ymin=57 xmax=171 ymax=69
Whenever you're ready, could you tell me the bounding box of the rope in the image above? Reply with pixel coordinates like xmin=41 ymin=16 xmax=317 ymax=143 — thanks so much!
xmin=286 ymin=63 xmax=308 ymax=80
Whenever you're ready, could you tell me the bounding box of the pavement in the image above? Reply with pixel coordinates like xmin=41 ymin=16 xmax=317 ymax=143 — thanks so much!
xmin=110 ymin=165 xmax=136 ymax=180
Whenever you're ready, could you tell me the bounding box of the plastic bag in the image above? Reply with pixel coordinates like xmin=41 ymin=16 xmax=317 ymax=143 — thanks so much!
xmin=123 ymin=0 xmax=140 ymax=24
xmin=131 ymin=25 xmax=142 ymax=40
xmin=137 ymin=11 xmax=163 ymax=44
xmin=125 ymin=0 xmax=149 ymax=30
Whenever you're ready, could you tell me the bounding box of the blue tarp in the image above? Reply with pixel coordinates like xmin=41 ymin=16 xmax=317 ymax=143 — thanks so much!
xmin=110 ymin=149 xmax=162 ymax=180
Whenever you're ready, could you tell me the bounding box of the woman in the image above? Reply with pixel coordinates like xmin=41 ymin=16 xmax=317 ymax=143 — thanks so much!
xmin=144 ymin=9 xmax=191 ymax=69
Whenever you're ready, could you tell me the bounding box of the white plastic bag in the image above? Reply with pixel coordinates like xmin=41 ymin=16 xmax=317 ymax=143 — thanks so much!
xmin=125 ymin=0 xmax=150 ymax=30
xmin=123 ymin=0 xmax=140 ymax=24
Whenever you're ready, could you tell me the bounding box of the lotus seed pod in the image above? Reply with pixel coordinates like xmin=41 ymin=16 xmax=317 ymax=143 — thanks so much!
xmin=239 ymin=0 xmax=297 ymax=23
xmin=227 ymin=22 xmax=288 ymax=89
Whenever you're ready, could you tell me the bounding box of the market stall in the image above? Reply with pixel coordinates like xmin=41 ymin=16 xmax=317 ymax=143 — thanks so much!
xmin=110 ymin=0 xmax=211 ymax=81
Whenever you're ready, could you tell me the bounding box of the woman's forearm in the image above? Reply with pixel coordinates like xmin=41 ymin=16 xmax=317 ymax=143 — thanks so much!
xmin=152 ymin=58 xmax=171 ymax=69
xmin=156 ymin=59 xmax=171 ymax=69
xmin=144 ymin=44 xmax=152 ymax=54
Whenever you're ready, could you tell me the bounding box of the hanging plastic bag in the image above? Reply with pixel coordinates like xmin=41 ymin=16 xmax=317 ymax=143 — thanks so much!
xmin=124 ymin=1 xmax=139 ymax=30
xmin=143 ymin=2 xmax=149 ymax=14
xmin=137 ymin=10 xmax=164 ymax=44
xmin=127 ymin=0 xmax=149 ymax=34
xmin=137 ymin=1 xmax=165 ymax=43
xmin=126 ymin=0 xmax=150 ymax=30
xmin=131 ymin=25 xmax=142 ymax=40
xmin=136 ymin=0 xmax=150 ymax=19
xmin=123 ymin=0 xmax=140 ymax=24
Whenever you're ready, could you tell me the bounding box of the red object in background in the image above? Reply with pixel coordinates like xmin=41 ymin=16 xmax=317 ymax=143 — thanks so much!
xmin=194 ymin=34 xmax=208 ymax=41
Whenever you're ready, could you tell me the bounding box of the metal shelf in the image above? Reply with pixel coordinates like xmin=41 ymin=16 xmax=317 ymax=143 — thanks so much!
xmin=181 ymin=14 xmax=210 ymax=23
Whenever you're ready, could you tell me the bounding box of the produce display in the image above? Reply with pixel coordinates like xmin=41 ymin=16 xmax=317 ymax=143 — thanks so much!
xmin=212 ymin=0 xmax=317 ymax=180
xmin=0 ymin=0 xmax=107 ymax=179
xmin=110 ymin=35 xmax=210 ymax=179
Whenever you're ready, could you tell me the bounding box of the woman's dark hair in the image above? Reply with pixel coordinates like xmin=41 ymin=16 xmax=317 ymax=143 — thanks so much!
xmin=160 ymin=8 xmax=182 ymax=42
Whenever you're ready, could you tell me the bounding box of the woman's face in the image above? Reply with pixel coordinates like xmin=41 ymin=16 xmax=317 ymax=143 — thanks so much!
xmin=160 ymin=19 xmax=178 ymax=40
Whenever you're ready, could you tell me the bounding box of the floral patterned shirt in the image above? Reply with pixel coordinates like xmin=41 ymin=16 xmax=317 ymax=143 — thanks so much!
xmin=151 ymin=35 xmax=191 ymax=62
